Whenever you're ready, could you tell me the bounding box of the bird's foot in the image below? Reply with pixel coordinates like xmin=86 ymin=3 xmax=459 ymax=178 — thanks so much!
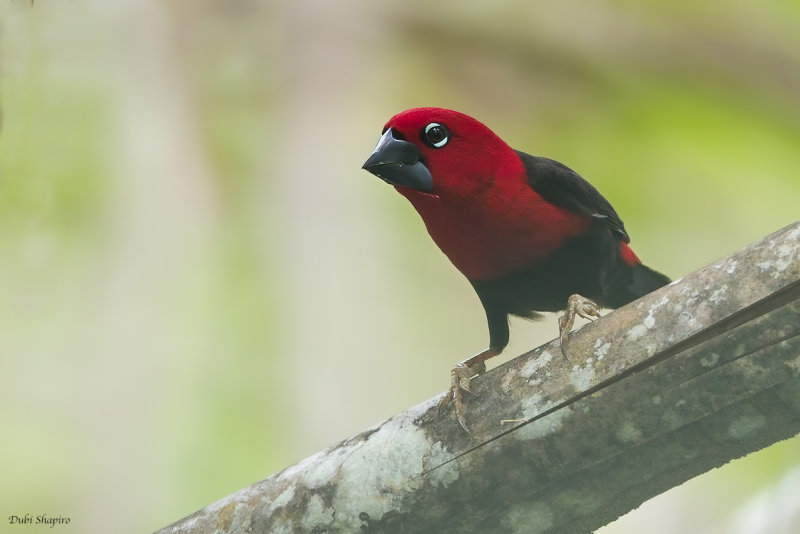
xmin=438 ymin=348 xmax=497 ymax=435
xmin=558 ymin=294 xmax=601 ymax=361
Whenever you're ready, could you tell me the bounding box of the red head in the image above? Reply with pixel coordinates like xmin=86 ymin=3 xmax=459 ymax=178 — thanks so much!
xmin=374 ymin=108 xmax=524 ymax=199
xmin=363 ymin=108 xmax=588 ymax=280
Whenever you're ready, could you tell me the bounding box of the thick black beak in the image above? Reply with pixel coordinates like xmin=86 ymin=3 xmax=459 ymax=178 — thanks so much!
xmin=362 ymin=128 xmax=434 ymax=192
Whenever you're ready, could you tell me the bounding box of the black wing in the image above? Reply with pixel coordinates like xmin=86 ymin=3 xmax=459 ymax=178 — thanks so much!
xmin=516 ymin=150 xmax=629 ymax=243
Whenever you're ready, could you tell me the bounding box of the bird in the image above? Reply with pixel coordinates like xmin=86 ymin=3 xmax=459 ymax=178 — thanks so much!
xmin=362 ymin=107 xmax=670 ymax=433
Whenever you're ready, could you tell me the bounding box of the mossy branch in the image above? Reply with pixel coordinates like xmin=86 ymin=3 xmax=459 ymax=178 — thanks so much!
xmin=157 ymin=222 xmax=800 ymax=534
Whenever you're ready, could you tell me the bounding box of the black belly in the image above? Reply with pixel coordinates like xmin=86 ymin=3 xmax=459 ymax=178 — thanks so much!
xmin=468 ymin=227 xmax=625 ymax=351
xmin=471 ymin=228 xmax=622 ymax=314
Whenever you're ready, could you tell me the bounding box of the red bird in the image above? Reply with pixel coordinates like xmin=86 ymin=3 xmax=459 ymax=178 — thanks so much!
xmin=362 ymin=108 xmax=669 ymax=433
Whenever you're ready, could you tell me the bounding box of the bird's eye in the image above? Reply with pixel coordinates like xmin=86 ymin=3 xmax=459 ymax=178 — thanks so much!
xmin=423 ymin=123 xmax=449 ymax=148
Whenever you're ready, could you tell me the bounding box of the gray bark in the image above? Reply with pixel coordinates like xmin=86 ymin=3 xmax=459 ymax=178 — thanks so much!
xmin=156 ymin=222 xmax=800 ymax=534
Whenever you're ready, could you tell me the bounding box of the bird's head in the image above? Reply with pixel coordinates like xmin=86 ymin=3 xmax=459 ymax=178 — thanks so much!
xmin=362 ymin=108 xmax=523 ymax=201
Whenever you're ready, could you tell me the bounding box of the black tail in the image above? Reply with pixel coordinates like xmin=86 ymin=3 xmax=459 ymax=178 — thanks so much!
xmin=605 ymin=262 xmax=671 ymax=308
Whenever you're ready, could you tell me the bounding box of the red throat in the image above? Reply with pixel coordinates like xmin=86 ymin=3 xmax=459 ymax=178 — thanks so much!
xmin=383 ymin=108 xmax=592 ymax=280
xmin=399 ymin=182 xmax=591 ymax=280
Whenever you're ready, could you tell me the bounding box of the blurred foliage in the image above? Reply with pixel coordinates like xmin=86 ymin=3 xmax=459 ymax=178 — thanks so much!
xmin=1 ymin=1 xmax=798 ymax=533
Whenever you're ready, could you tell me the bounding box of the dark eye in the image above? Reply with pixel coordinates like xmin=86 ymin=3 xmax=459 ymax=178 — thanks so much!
xmin=423 ymin=122 xmax=449 ymax=148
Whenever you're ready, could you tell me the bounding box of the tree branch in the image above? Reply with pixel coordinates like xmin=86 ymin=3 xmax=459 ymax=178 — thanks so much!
xmin=157 ymin=222 xmax=800 ymax=534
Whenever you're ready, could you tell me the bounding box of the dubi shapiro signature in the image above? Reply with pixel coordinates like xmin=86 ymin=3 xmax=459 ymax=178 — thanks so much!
xmin=9 ymin=514 xmax=71 ymax=528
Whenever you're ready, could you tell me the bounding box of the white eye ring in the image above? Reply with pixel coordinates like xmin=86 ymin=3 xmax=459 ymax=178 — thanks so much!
xmin=424 ymin=122 xmax=449 ymax=148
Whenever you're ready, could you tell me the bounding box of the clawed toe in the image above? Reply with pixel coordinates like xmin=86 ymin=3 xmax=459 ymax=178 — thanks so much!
xmin=439 ymin=354 xmax=492 ymax=435
xmin=559 ymin=294 xmax=601 ymax=360
xmin=444 ymin=363 xmax=479 ymax=434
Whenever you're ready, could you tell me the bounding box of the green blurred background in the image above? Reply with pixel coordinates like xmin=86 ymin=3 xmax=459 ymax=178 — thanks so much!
xmin=2 ymin=1 xmax=799 ymax=533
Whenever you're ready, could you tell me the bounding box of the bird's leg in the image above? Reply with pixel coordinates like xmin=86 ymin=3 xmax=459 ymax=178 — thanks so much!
xmin=558 ymin=294 xmax=601 ymax=361
xmin=438 ymin=348 xmax=499 ymax=435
